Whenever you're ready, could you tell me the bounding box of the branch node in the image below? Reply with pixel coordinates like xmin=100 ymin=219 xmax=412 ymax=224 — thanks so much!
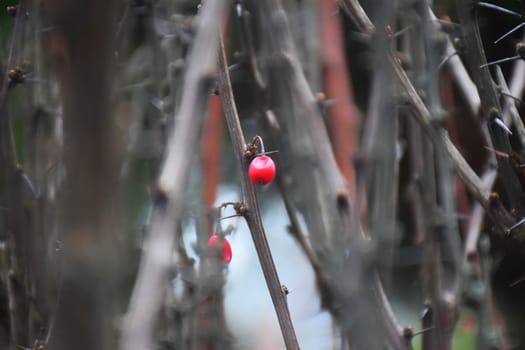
xmin=150 ymin=186 xmax=168 ymax=207
xmin=336 ymin=191 xmax=350 ymax=214
xmin=402 ymin=326 xmax=413 ymax=340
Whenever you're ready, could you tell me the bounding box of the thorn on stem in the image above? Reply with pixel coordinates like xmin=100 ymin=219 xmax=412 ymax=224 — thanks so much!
xmin=493 ymin=117 xmax=513 ymax=135
xmin=392 ymin=24 xmax=415 ymax=38
xmin=437 ymin=51 xmax=458 ymax=71
xmin=509 ymin=274 xmax=525 ymax=287
xmin=506 ymin=217 xmax=525 ymax=235
xmin=411 ymin=326 xmax=435 ymax=337
xmin=494 ymin=22 xmax=525 ymax=44
xmin=476 ymin=2 xmax=524 ymax=19
xmin=480 ymin=55 xmax=520 ymax=68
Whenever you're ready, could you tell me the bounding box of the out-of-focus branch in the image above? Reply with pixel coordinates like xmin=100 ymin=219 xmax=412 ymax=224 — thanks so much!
xmin=276 ymin=176 xmax=320 ymax=276
xmin=217 ymin=32 xmax=300 ymax=350
xmin=456 ymin=0 xmax=522 ymax=211
xmin=428 ymin=9 xmax=480 ymax=117
xmin=442 ymin=69 xmax=471 ymax=236
xmin=119 ymin=2 xmax=227 ymax=350
xmin=415 ymin=4 xmax=460 ymax=348
xmin=441 ymin=39 xmax=481 ymax=117
xmin=358 ymin=0 xmax=398 ymax=288
xmin=337 ymin=0 xmax=374 ymax=35
xmin=509 ymin=56 xmax=525 ymax=101
xmin=234 ymin=2 xmax=330 ymax=303
xmin=337 ymin=1 xmax=500 ymax=217
xmin=44 ymin=0 xmax=123 ymax=349
xmin=320 ymin=0 xmax=361 ymax=203
xmin=253 ymin=0 xmax=410 ymax=348
xmin=202 ymin=95 xmax=224 ymax=230
xmin=495 ymin=66 xmax=525 ymax=149
xmin=464 ymin=48 xmax=525 ymax=260
xmin=0 ymin=0 xmax=27 ymax=171
xmin=0 ymin=1 xmax=50 ymax=347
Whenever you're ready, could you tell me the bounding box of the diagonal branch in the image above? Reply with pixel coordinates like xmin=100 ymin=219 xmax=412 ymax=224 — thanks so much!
xmin=337 ymin=0 xmax=518 ymax=235
xmin=495 ymin=65 xmax=525 ymax=149
xmin=216 ymin=32 xmax=300 ymax=350
xmin=456 ymin=0 xmax=523 ymax=211
xmin=337 ymin=0 xmax=374 ymax=35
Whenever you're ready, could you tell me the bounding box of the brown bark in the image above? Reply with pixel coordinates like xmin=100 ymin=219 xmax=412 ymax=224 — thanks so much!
xmin=44 ymin=2 xmax=121 ymax=349
xmin=320 ymin=0 xmax=361 ymax=203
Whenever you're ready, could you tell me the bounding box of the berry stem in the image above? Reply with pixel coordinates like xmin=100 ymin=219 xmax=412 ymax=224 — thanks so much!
xmin=253 ymin=135 xmax=265 ymax=154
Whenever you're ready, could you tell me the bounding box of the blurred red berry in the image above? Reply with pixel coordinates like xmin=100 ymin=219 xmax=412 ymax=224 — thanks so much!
xmin=207 ymin=235 xmax=232 ymax=263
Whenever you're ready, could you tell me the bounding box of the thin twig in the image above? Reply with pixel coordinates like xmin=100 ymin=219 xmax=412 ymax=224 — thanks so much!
xmin=495 ymin=65 xmax=525 ymax=148
xmin=440 ymin=28 xmax=481 ymax=116
xmin=216 ymin=31 xmax=300 ymax=350
xmin=276 ymin=176 xmax=319 ymax=273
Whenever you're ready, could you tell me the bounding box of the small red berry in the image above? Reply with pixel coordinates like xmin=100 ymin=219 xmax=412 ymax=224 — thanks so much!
xmin=248 ymin=155 xmax=276 ymax=185
xmin=207 ymin=235 xmax=232 ymax=263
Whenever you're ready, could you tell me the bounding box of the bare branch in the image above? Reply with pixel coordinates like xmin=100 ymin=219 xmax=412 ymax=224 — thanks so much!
xmin=337 ymin=0 xmax=374 ymax=35
xmin=495 ymin=65 xmax=525 ymax=148
xmin=456 ymin=0 xmax=523 ymax=210
xmin=216 ymin=32 xmax=300 ymax=350
xmin=252 ymin=1 xmax=410 ymax=348
xmin=338 ymin=0 xmax=491 ymax=215
xmin=119 ymin=2 xmax=227 ymax=349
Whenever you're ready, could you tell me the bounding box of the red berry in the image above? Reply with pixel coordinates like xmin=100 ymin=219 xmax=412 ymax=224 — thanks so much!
xmin=207 ymin=235 xmax=232 ymax=263
xmin=248 ymin=155 xmax=276 ymax=185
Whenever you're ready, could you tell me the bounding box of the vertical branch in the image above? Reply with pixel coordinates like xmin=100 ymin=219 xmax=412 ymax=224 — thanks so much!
xmin=442 ymin=69 xmax=471 ymax=236
xmin=494 ymin=66 xmax=525 ymax=149
xmin=358 ymin=0 xmax=398 ymax=289
xmin=472 ymin=235 xmax=502 ymax=350
xmin=44 ymin=1 xmax=122 ymax=349
xmin=217 ymin=32 xmax=300 ymax=350
xmin=119 ymin=1 xmax=227 ymax=349
xmin=0 ymin=1 xmax=42 ymax=348
xmin=319 ymin=0 xmax=361 ymax=203
xmin=201 ymin=95 xmax=224 ymax=224
xmin=194 ymin=15 xmax=231 ymax=350
xmin=428 ymin=9 xmax=481 ymax=117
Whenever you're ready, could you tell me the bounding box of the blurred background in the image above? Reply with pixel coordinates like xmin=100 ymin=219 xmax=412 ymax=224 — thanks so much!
xmin=1 ymin=0 xmax=525 ymax=349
